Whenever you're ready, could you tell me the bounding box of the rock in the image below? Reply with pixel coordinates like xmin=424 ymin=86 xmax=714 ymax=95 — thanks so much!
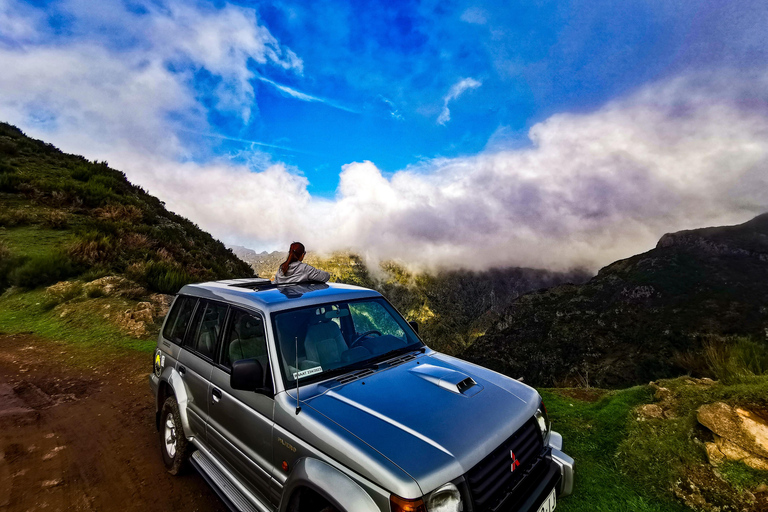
xmin=83 ymin=276 xmax=147 ymax=298
xmin=148 ymin=293 xmax=173 ymax=319
xmin=118 ymin=302 xmax=155 ymax=337
xmin=638 ymin=404 xmax=664 ymax=420
xmin=698 ymin=402 xmax=768 ymax=471
xmin=44 ymin=281 xmax=82 ymax=302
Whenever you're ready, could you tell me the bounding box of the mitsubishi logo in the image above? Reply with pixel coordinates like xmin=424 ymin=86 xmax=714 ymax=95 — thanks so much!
xmin=510 ymin=450 xmax=520 ymax=472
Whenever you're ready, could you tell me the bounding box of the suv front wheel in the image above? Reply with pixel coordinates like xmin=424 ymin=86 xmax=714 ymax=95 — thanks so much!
xmin=160 ymin=395 xmax=191 ymax=475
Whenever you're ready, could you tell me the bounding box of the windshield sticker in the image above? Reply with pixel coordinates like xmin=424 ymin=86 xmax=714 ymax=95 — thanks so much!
xmin=293 ymin=366 xmax=323 ymax=379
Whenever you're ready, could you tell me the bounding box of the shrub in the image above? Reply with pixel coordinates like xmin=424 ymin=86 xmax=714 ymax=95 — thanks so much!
xmin=9 ymin=251 xmax=79 ymax=289
xmin=68 ymin=231 xmax=117 ymax=265
xmin=142 ymin=260 xmax=194 ymax=294
xmin=703 ymin=336 xmax=768 ymax=383
xmin=80 ymin=180 xmax=114 ymax=207
xmin=0 ymin=172 xmax=23 ymax=192
xmin=43 ymin=210 xmax=68 ymax=229
xmin=0 ymin=208 xmax=33 ymax=227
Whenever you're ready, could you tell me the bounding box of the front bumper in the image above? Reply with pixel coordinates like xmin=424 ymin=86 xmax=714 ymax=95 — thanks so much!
xmin=548 ymin=432 xmax=574 ymax=497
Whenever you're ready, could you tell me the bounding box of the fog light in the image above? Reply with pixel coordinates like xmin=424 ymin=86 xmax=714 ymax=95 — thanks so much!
xmin=425 ymin=482 xmax=462 ymax=512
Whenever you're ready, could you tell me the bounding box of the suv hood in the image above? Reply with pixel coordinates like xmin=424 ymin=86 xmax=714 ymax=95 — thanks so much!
xmin=303 ymin=352 xmax=540 ymax=494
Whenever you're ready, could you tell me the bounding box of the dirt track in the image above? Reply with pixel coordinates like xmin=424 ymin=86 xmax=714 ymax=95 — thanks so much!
xmin=0 ymin=334 xmax=226 ymax=512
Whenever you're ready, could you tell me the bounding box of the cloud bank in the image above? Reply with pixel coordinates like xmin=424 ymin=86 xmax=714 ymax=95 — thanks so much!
xmin=141 ymin=72 xmax=768 ymax=272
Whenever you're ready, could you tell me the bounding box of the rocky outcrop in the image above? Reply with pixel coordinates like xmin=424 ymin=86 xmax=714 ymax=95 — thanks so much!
xmin=698 ymin=402 xmax=768 ymax=471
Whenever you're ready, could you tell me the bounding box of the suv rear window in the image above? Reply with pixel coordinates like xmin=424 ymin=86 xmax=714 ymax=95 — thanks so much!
xmin=162 ymin=296 xmax=197 ymax=344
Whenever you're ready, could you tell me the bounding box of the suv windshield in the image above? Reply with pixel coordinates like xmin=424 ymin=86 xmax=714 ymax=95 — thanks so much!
xmin=273 ymin=297 xmax=422 ymax=386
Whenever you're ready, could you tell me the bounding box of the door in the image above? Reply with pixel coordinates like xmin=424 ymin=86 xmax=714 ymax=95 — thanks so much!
xmin=207 ymin=308 xmax=277 ymax=505
xmin=177 ymin=299 xmax=227 ymax=441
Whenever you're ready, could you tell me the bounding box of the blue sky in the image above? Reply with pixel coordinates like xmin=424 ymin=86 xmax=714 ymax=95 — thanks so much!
xmin=1 ymin=0 xmax=767 ymax=269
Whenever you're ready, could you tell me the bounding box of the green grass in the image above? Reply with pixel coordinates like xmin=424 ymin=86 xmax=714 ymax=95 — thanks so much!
xmin=541 ymin=387 xmax=689 ymax=512
xmin=541 ymin=375 xmax=768 ymax=512
xmin=0 ymin=288 xmax=156 ymax=360
xmin=718 ymin=461 xmax=768 ymax=491
xmin=0 ymin=224 xmax=75 ymax=258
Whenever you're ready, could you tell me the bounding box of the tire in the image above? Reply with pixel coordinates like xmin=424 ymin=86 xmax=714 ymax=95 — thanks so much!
xmin=159 ymin=395 xmax=191 ymax=475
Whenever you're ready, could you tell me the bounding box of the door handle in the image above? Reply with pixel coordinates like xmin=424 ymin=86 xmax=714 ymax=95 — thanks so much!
xmin=212 ymin=388 xmax=222 ymax=403
xmin=178 ymin=365 xmax=186 ymax=376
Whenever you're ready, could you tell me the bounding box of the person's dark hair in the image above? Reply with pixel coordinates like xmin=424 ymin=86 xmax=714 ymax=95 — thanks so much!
xmin=280 ymin=242 xmax=306 ymax=275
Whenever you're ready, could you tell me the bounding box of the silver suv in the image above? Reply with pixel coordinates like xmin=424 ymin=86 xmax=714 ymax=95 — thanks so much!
xmin=149 ymin=279 xmax=574 ymax=512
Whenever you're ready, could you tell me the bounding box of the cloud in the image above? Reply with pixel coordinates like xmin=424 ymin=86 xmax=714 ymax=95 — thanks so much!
xmin=438 ymin=77 xmax=482 ymax=125
xmin=257 ymin=77 xmax=359 ymax=113
xmin=133 ymin=71 xmax=768 ymax=272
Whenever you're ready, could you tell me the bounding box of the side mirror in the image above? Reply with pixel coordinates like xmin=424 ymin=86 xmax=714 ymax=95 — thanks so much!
xmin=231 ymin=358 xmax=273 ymax=397
xmin=408 ymin=321 xmax=419 ymax=334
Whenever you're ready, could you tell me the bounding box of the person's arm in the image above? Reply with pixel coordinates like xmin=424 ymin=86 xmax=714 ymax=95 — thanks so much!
xmin=305 ymin=264 xmax=330 ymax=282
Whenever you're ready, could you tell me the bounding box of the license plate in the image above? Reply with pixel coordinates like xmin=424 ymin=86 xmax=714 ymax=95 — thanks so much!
xmin=537 ymin=488 xmax=556 ymax=512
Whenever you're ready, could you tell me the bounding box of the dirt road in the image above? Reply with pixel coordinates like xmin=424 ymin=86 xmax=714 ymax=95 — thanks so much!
xmin=0 ymin=333 xmax=226 ymax=512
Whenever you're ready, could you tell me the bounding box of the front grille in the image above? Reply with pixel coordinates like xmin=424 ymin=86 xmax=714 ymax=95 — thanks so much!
xmin=465 ymin=418 xmax=545 ymax=512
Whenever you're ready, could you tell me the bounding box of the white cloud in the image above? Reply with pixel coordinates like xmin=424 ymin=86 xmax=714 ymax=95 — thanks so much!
xmin=127 ymin=72 xmax=768 ymax=273
xmin=438 ymin=77 xmax=482 ymax=125
xmin=257 ymin=77 xmax=359 ymax=113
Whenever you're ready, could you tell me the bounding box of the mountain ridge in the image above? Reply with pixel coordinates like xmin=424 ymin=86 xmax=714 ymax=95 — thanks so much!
xmin=463 ymin=213 xmax=768 ymax=387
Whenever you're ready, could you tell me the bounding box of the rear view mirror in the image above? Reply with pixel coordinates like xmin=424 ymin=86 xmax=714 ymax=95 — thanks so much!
xmin=231 ymin=359 xmax=273 ymax=397
xmin=408 ymin=321 xmax=419 ymax=334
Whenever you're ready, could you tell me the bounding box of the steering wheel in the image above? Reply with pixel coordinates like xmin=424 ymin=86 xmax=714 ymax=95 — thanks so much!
xmin=349 ymin=330 xmax=382 ymax=348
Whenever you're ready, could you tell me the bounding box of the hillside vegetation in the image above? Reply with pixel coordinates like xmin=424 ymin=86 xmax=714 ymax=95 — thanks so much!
xmin=464 ymin=214 xmax=768 ymax=387
xmin=230 ymin=247 xmax=589 ymax=355
xmin=0 ymin=122 xmax=252 ymax=295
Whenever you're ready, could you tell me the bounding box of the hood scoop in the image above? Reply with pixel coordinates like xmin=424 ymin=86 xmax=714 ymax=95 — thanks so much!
xmin=408 ymin=364 xmax=483 ymax=397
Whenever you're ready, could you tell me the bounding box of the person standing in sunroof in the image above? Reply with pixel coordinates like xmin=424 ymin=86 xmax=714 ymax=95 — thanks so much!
xmin=274 ymin=242 xmax=330 ymax=284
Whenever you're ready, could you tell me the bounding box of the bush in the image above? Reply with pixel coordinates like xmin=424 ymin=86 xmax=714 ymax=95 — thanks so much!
xmin=43 ymin=210 xmax=68 ymax=229
xmin=0 ymin=208 xmax=33 ymax=227
xmin=0 ymin=172 xmax=23 ymax=192
xmin=9 ymin=252 xmax=79 ymax=289
xmin=68 ymin=231 xmax=117 ymax=265
xmin=80 ymin=180 xmax=115 ymax=207
xmin=142 ymin=260 xmax=194 ymax=294
xmin=704 ymin=336 xmax=768 ymax=383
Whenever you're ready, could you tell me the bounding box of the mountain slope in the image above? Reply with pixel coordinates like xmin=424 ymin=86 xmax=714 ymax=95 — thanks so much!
xmin=463 ymin=214 xmax=768 ymax=387
xmin=0 ymin=122 xmax=253 ymax=293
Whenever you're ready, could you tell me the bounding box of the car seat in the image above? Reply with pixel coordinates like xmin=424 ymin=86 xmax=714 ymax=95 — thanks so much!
xmin=304 ymin=320 xmax=348 ymax=368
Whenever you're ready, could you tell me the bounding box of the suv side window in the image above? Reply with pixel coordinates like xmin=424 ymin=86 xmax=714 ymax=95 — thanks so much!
xmin=221 ymin=309 xmax=267 ymax=369
xmin=186 ymin=300 xmax=228 ymax=360
xmin=163 ymin=296 xmax=198 ymax=344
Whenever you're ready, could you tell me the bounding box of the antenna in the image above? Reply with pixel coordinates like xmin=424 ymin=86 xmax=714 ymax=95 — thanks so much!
xmin=294 ymin=336 xmax=301 ymax=415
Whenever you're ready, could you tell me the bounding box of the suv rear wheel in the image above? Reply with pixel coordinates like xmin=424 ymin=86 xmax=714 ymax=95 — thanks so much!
xmin=160 ymin=395 xmax=191 ymax=475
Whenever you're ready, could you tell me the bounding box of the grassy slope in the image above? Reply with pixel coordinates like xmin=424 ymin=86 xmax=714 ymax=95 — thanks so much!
xmin=547 ymin=376 xmax=768 ymax=512
xmin=0 ymin=122 xmax=253 ymax=294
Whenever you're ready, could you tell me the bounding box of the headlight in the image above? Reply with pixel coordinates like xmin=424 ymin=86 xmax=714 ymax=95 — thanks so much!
xmin=425 ymin=482 xmax=462 ymax=512
xmin=535 ymin=400 xmax=551 ymax=443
